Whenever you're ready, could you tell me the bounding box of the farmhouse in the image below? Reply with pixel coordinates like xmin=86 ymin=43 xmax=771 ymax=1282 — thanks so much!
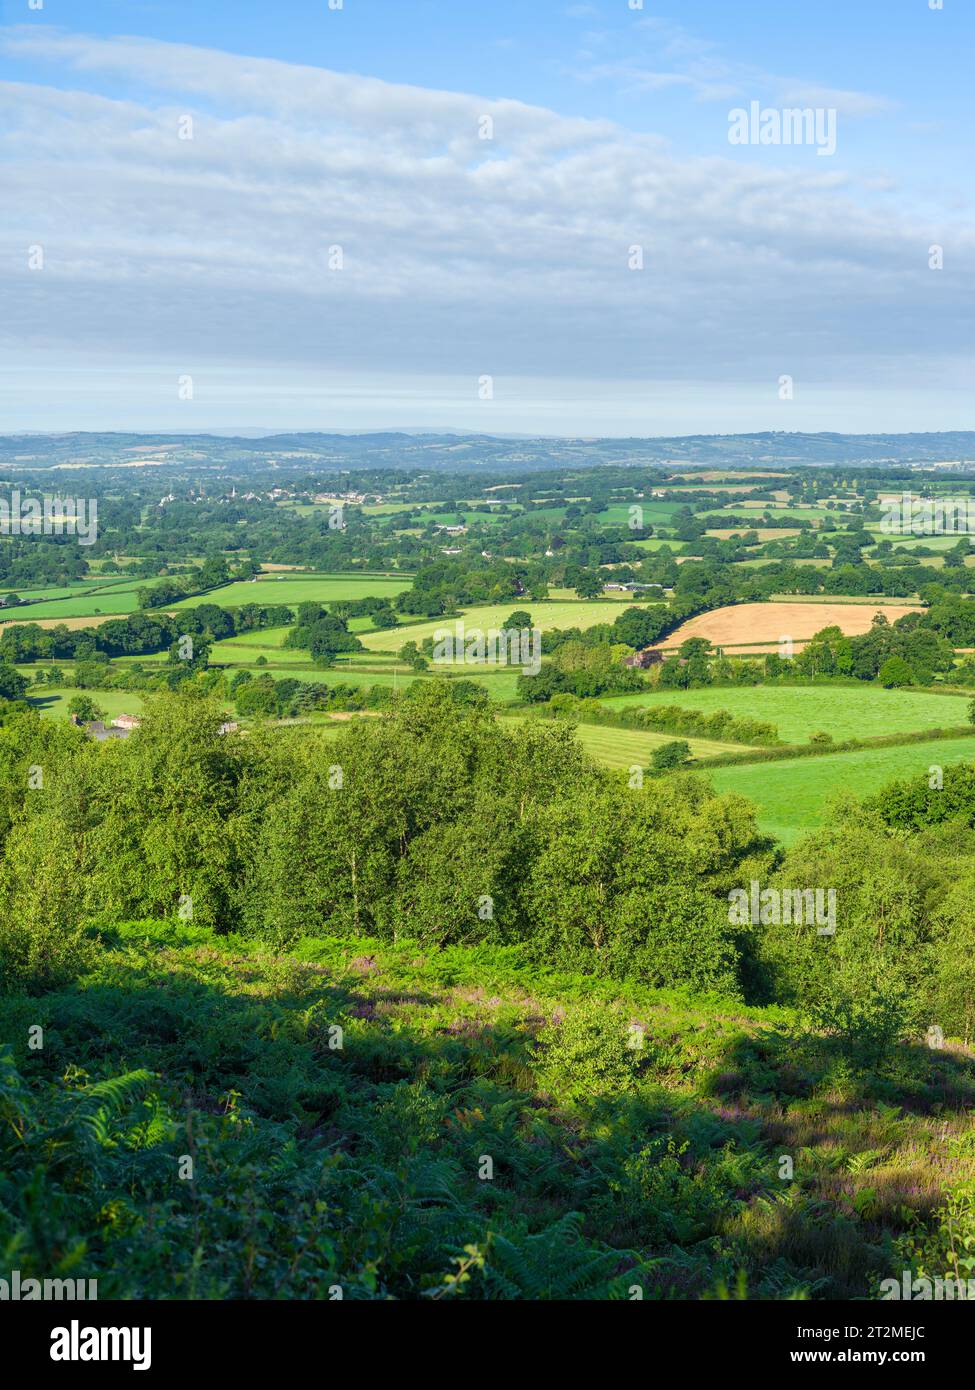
xmin=73 ymin=713 xmax=142 ymax=741
xmin=606 ymin=582 xmax=664 ymax=594
xmin=624 ymin=648 xmax=663 ymax=670
xmin=81 ymin=721 xmax=129 ymax=742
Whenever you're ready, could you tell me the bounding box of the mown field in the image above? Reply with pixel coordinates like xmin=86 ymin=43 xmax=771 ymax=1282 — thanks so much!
xmin=501 ymin=716 xmax=749 ymax=766
xmin=709 ymin=735 xmax=975 ymax=845
xmin=601 ymin=685 xmax=971 ymax=745
xmin=359 ymin=600 xmax=636 ymax=653
xmin=0 ymin=613 xmax=120 ymax=634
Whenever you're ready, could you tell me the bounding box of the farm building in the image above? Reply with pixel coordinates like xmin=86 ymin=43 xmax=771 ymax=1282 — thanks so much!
xmin=73 ymin=712 xmax=143 ymax=741
xmin=624 ymin=648 xmax=663 ymax=669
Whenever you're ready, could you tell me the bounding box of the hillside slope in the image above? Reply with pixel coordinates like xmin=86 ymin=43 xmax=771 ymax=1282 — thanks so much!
xmin=2 ymin=922 xmax=973 ymax=1300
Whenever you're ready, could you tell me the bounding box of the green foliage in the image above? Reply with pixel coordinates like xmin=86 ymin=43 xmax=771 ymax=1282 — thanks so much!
xmin=878 ymin=655 xmax=914 ymax=688
xmin=10 ymin=918 xmax=970 ymax=1302
xmin=0 ymin=685 xmax=770 ymax=997
xmin=651 ymin=740 xmax=692 ymax=772
xmin=66 ymin=694 xmax=103 ymax=723
xmin=531 ymin=1001 xmax=644 ymax=1101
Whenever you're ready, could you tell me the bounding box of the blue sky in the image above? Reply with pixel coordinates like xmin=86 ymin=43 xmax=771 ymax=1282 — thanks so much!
xmin=0 ymin=0 xmax=971 ymax=434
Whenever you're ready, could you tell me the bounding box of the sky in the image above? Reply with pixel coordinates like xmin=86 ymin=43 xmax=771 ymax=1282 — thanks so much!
xmin=0 ymin=0 xmax=972 ymax=436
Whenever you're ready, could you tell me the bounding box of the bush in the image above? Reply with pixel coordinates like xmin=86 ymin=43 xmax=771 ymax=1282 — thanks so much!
xmin=651 ymin=740 xmax=691 ymax=772
xmin=530 ymin=1001 xmax=644 ymax=1101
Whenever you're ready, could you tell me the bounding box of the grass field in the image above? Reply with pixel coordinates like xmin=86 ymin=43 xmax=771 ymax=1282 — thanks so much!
xmin=709 ymin=735 xmax=975 ymax=845
xmin=600 ymin=685 xmax=971 ymax=744
xmin=359 ymin=600 xmax=639 ymax=653
xmin=864 ymin=532 xmax=963 ymax=551
xmin=118 ymin=627 xmax=523 ymax=701
xmin=502 ymin=716 xmax=749 ymax=766
xmin=0 ymin=580 xmax=116 ymax=601
xmin=598 ymin=502 xmax=684 ymax=526
xmin=171 ymin=574 xmax=412 ymax=611
xmin=733 ymin=557 xmax=824 ymax=569
xmin=28 ymin=688 xmax=147 ymax=721
xmin=630 ymin=538 xmax=688 ymax=553
xmin=705 ymin=527 xmax=803 ymax=541
xmin=0 ymin=579 xmax=147 ymax=619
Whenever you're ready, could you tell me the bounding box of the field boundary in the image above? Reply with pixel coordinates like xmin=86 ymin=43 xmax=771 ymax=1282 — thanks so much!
xmin=695 ymin=724 xmax=975 ymax=769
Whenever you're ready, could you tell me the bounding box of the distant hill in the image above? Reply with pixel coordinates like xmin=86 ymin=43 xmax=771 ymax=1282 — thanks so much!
xmin=1 ymin=429 xmax=973 ymax=474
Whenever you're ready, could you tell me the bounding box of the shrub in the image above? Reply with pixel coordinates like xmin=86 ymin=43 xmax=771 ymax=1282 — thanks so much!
xmin=530 ymin=1002 xmax=645 ymax=1101
xmin=651 ymin=740 xmax=691 ymax=772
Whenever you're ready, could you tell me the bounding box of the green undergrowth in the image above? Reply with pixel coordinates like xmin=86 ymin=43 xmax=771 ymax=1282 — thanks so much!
xmin=2 ymin=921 xmax=973 ymax=1300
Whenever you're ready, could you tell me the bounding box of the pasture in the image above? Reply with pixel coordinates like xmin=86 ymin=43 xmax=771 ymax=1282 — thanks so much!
xmin=708 ymin=735 xmax=975 ymax=845
xmin=600 ymin=685 xmax=971 ymax=745
xmin=171 ymin=574 xmax=412 ymax=610
xmin=29 ymin=688 xmax=147 ymax=722
xmin=705 ymin=528 xmax=803 ymax=541
xmin=0 ymin=578 xmax=147 ymax=619
xmin=359 ymin=600 xmax=641 ymax=654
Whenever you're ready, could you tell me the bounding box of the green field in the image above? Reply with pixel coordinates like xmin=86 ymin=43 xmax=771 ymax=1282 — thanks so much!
xmin=717 ymin=506 xmax=826 ymax=524
xmin=360 ymin=501 xmax=444 ymax=515
xmin=171 ymin=574 xmax=411 ymax=611
xmin=1 ymin=579 xmax=147 ymax=619
xmin=118 ymin=626 xmax=523 ymax=701
xmin=29 ymin=688 xmax=147 ymax=721
xmin=207 ymin=638 xmax=320 ymax=667
xmin=597 ymin=502 xmax=683 ymax=526
xmin=207 ymin=627 xmax=292 ymax=654
xmin=864 ymin=532 xmax=962 ymax=551
xmin=601 ymin=685 xmax=970 ymax=745
xmin=709 ymin=735 xmax=975 ymax=845
xmin=0 ymin=580 xmax=117 ymax=602
xmin=630 ymin=538 xmax=687 ymax=553
xmin=502 ymin=716 xmax=747 ymax=767
xmin=360 ymin=600 xmax=640 ymax=653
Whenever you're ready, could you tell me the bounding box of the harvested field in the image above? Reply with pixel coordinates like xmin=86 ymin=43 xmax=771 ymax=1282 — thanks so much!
xmin=654 ymin=601 xmax=922 ymax=651
xmin=0 ymin=613 xmax=120 ymax=633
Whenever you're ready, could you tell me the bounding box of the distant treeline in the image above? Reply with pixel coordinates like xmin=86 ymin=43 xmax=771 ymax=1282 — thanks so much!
xmin=0 ymin=603 xmax=296 ymax=663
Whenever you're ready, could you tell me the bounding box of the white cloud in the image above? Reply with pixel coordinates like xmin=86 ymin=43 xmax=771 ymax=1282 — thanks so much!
xmin=577 ymin=14 xmax=895 ymax=116
xmin=0 ymin=26 xmax=970 ymax=432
